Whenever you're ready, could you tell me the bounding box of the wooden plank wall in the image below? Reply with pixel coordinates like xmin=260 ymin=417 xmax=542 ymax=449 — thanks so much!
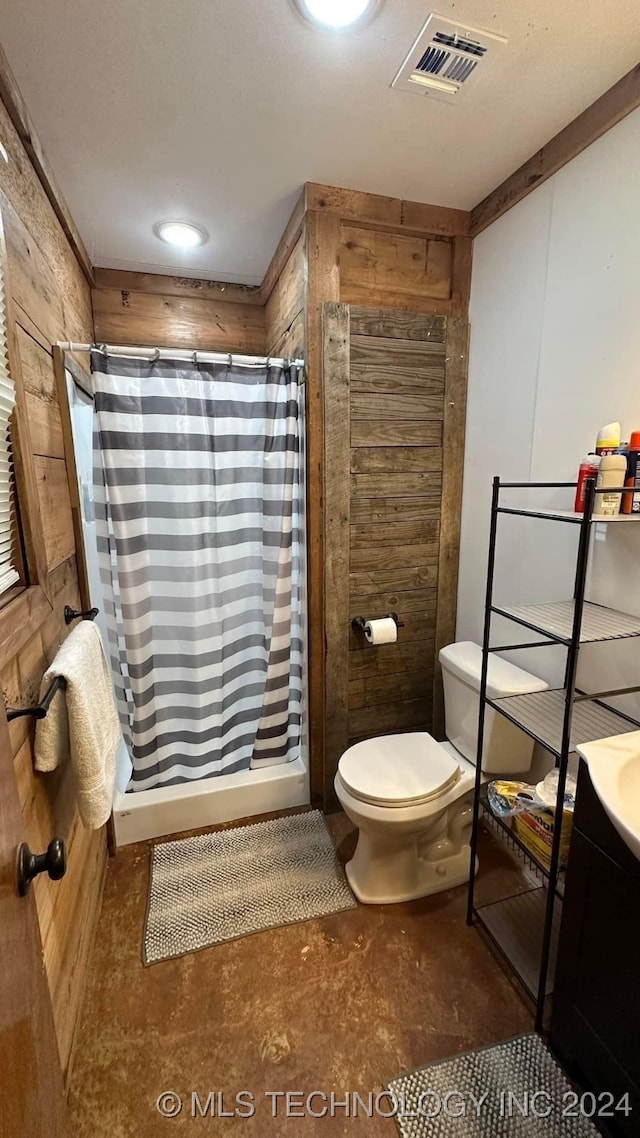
xmin=341 ymin=228 xmax=452 ymax=312
xmin=0 ymin=92 xmax=105 ymax=1080
xmin=265 ymin=232 xmax=305 ymax=357
xmin=323 ymin=305 xmax=451 ymax=795
xmin=304 ymin=182 xmax=472 ymax=319
xmin=322 ymin=304 xmax=351 ymax=801
xmin=89 ymin=183 xmax=471 ymax=815
xmin=301 ymin=185 xmax=471 ymax=804
xmin=92 ymin=204 xmax=307 ymax=359
xmin=304 ymin=211 xmax=341 ymax=801
xmin=323 ymin=305 xmax=469 ymax=799
xmin=92 ymin=268 xmax=266 ymax=353
xmin=93 ymin=231 xmax=306 ymax=359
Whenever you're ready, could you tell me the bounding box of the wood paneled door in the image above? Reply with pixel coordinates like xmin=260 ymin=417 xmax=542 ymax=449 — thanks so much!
xmin=323 ymin=304 xmax=469 ymax=805
xmin=0 ymin=702 xmax=70 ymax=1137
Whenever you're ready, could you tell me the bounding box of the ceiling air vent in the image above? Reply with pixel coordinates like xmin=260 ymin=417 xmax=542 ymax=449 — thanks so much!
xmin=392 ymin=14 xmax=507 ymax=100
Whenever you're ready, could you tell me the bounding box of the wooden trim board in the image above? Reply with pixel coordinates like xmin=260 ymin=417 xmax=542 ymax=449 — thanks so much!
xmin=305 ymin=212 xmax=341 ymax=804
xmin=93 ymin=268 xmax=261 ymax=305
xmin=259 ymin=189 xmax=306 ymax=305
xmin=0 ymin=43 xmax=94 ymax=286
xmin=432 ymin=317 xmax=469 ymax=738
xmin=52 ymin=347 xmax=92 ymax=610
xmin=470 ymin=61 xmax=640 ymax=236
xmin=1 ymin=217 xmax=52 ymax=595
xmin=306 ymin=183 xmax=470 ymax=237
xmin=451 ymin=236 xmax=473 ymax=319
xmin=322 ymin=303 xmax=351 ymax=805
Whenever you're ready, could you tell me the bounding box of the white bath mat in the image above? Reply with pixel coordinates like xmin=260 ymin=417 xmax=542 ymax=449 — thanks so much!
xmin=388 ymin=1034 xmax=600 ymax=1137
xmin=143 ymin=810 xmax=356 ymax=964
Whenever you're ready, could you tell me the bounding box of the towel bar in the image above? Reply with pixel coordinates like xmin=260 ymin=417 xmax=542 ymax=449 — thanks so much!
xmin=6 ymin=675 xmax=67 ymax=722
xmin=64 ymin=605 xmax=99 ymax=625
xmin=5 ymin=606 xmax=99 ymax=722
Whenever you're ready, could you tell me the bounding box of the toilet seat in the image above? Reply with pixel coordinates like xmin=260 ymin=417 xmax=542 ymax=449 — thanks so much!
xmin=338 ymin=732 xmax=460 ymax=809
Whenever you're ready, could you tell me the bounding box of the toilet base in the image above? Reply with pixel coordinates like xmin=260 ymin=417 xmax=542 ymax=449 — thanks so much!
xmin=345 ymin=844 xmax=477 ymax=905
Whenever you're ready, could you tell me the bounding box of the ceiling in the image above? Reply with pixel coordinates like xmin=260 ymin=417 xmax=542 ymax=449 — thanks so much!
xmin=1 ymin=0 xmax=639 ymax=285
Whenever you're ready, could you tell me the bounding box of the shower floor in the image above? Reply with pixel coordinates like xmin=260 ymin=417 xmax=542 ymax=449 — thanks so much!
xmin=68 ymin=812 xmax=532 ymax=1136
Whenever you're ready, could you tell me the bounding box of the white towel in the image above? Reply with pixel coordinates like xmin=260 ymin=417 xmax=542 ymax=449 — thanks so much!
xmin=34 ymin=621 xmax=121 ymax=830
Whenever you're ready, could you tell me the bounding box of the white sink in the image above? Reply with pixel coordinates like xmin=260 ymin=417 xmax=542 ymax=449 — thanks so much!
xmin=577 ymin=730 xmax=640 ymax=861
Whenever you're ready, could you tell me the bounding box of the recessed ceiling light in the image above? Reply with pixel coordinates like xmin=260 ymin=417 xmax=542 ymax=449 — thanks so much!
xmin=153 ymin=220 xmax=208 ymax=248
xmin=296 ymin=0 xmax=375 ymax=29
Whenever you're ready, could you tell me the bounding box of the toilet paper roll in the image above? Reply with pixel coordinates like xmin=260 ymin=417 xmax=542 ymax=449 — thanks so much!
xmin=364 ymin=617 xmax=398 ymax=646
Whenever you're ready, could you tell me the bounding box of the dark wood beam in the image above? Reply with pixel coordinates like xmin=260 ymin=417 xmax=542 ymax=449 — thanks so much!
xmin=470 ymin=62 xmax=640 ymax=237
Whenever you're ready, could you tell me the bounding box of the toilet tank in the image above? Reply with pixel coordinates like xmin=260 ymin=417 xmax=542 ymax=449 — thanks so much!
xmin=440 ymin=642 xmax=549 ymax=775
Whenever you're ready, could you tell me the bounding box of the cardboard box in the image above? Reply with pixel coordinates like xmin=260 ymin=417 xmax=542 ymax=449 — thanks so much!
xmin=513 ymin=808 xmax=573 ymax=872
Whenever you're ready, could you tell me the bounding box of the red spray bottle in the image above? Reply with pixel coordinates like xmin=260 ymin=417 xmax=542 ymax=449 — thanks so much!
xmin=574 ymin=454 xmax=601 ymax=513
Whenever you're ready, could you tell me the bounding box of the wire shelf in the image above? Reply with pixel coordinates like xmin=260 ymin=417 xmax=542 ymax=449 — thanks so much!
xmin=493 ymin=599 xmax=640 ymax=645
xmin=488 ymin=688 xmax=640 ymax=758
xmin=468 ymin=478 xmax=640 ymax=1032
xmin=475 ymin=887 xmax=562 ymax=1000
xmin=480 ymin=797 xmax=565 ymax=896
xmin=497 ymin=507 xmax=640 ymax=524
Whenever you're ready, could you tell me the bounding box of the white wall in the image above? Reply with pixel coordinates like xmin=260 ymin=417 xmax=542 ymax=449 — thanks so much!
xmin=458 ymin=107 xmax=640 ymax=713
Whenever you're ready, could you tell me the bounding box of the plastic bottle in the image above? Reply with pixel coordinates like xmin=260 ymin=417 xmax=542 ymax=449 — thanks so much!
xmin=622 ymin=430 xmax=640 ymax=514
xmin=594 ymin=454 xmax=627 ymax=516
xmin=595 ymin=422 xmax=621 ymax=456
xmin=574 ymin=454 xmax=601 ymax=513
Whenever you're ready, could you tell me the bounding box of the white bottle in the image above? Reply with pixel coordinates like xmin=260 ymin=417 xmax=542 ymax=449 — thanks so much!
xmin=594 ymin=454 xmax=627 ymax=516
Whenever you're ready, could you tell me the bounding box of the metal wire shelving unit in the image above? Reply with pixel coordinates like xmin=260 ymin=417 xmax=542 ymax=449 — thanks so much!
xmin=466 ymin=476 xmax=640 ymax=1031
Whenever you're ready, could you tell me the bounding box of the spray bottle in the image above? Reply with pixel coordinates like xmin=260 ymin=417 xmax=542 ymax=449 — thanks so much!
xmin=595 ymin=422 xmax=621 ymax=456
xmin=623 ymin=431 xmax=640 ymax=514
xmin=574 ymin=454 xmax=601 ymax=513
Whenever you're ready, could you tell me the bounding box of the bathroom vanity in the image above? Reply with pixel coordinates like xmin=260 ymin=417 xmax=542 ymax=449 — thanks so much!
xmin=550 ymin=760 xmax=640 ymax=1135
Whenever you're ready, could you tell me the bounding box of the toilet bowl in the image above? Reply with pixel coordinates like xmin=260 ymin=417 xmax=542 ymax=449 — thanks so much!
xmin=335 ymin=734 xmax=477 ymax=903
xmin=335 ymin=642 xmax=548 ymax=905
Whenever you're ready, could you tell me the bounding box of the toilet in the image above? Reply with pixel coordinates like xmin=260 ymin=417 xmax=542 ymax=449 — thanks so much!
xmin=334 ymin=641 xmax=549 ymax=904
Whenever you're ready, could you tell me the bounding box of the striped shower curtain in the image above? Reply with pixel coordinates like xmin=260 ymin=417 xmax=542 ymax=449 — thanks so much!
xmin=91 ymin=351 xmax=305 ymax=792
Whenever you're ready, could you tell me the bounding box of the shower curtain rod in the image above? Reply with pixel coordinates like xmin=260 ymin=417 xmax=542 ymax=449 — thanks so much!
xmin=57 ymin=342 xmax=305 ymax=372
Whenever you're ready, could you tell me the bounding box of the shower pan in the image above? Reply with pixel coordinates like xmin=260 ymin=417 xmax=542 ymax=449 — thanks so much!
xmin=62 ymin=349 xmax=310 ymax=845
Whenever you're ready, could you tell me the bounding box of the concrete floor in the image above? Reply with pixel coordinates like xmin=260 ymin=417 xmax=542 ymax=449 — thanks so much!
xmin=68 ymin=812 xmax=532 ymax=1136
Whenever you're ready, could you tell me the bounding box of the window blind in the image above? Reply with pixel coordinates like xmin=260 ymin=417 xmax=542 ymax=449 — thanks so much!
xmin=0 ymin=256 xmax=19 ymax=595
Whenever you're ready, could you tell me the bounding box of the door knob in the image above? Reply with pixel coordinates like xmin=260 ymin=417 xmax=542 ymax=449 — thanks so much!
xmin=16 ymin=838 xmax=67 ymax=896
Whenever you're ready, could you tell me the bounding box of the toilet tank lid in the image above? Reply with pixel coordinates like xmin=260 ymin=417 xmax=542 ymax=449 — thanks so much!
xmin=439 ymin=642 xmax=549 ymax=699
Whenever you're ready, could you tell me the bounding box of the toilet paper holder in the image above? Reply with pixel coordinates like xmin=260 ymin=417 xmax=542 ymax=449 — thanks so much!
xmin=351 ymin=613 xmax=405 ymax=634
